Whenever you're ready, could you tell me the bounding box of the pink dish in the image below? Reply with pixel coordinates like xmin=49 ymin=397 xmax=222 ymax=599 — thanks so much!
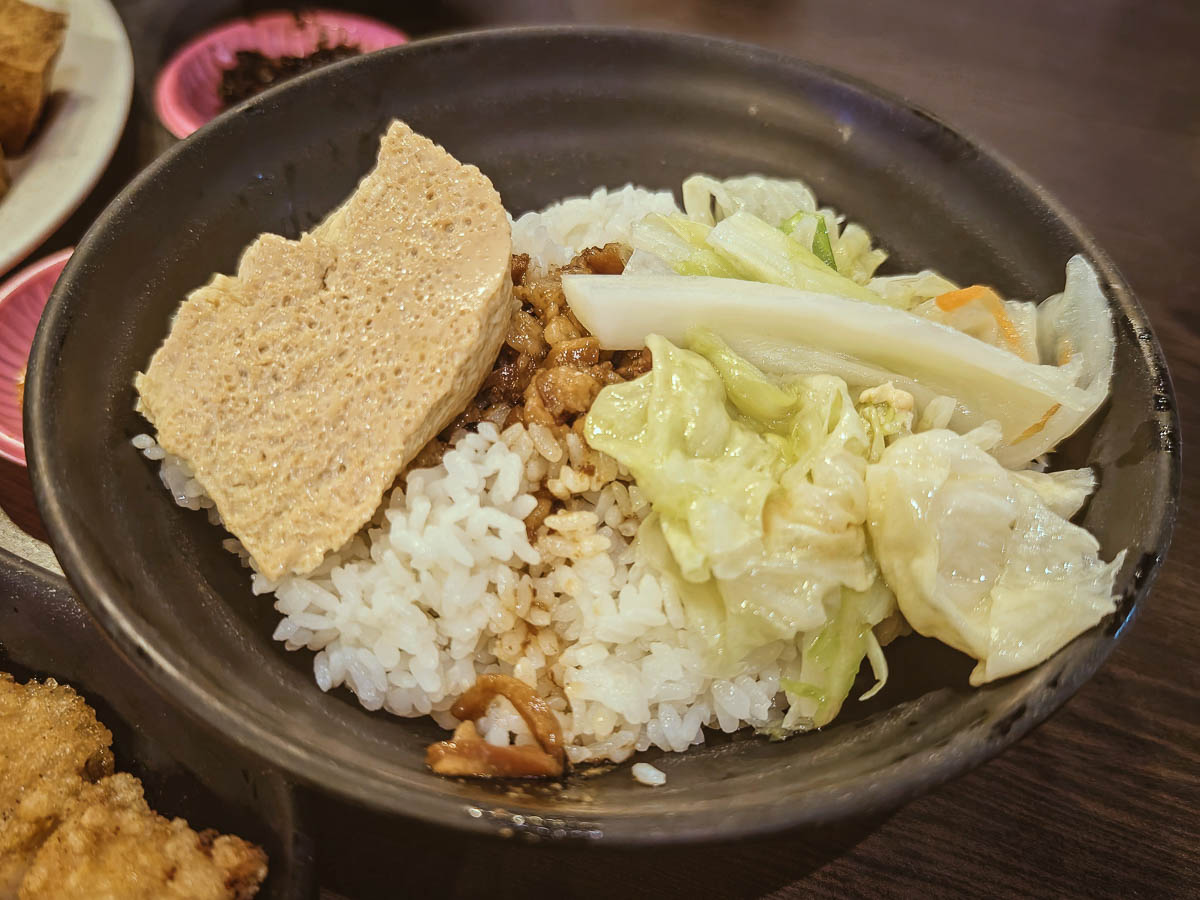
xmin=154 ymin=10 xmax=408 ymax=139
xmin=0 ymin=248 xmax=72 ymax=466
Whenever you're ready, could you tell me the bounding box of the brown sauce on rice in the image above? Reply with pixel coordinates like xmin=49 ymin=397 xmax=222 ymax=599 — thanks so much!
xmin=414 ymin=243 xmax=652 ymax=541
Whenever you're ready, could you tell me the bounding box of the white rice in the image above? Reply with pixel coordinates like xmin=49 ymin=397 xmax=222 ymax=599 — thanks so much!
xmin=631 ymin=762 xmax=667 ymax=786
xmin=134 ymin=417 xmax=795 ymax=764
xmin=134 ymin=185 xmax=803 ymax=767
xmin=509 ymin=184 xmax=678 ymax=272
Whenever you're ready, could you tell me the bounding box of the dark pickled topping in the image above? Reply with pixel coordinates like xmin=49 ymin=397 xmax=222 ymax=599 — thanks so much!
xmin=217 ymin=40 xmax=362 ymax=108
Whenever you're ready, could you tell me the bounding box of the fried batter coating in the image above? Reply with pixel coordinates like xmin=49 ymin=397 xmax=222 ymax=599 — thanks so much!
xmin=1 ymin=673 xmax=267 ymax=899
xmin=0 ymin=674 xmax=113 ymax=897
xmin=18 ymin=774 xmax=267 ymax=900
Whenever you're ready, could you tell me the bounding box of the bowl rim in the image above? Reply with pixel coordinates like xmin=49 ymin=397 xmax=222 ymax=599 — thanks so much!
xmin=28 ymin=25 xmax=1181 ymax=843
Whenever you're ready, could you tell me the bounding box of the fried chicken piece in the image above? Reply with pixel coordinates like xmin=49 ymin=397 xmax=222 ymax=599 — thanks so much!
xmin=0 ymin=0 xmax=68 ymax=154
xmin=0 ymin=673 xmax=267 ymax=899
xmin=18 ymin=774 xmax=267 ymax=900
xmin=0 ymin=674 xmax=113 ymax=898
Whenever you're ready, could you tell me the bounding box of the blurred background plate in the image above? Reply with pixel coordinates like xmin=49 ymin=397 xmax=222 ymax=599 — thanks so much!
xmin=0 ymin=0 xmax=133 ymax=277
xmin=153 ymin=9 xmax=408 ymax=139
xmin=0 ymin=248 xmax=71 ymax=466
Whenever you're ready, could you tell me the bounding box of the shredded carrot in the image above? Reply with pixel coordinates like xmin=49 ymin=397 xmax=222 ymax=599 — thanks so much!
xmin=1057 ymin=339 xmax=1074 ymax=366
xmin=934 ymin=285 xmax=1024 ymax=354
xmin=1014 ymin=404 xmax=1062 ymax=443
xmin=934 ymin=284 xmax=988 ymax=311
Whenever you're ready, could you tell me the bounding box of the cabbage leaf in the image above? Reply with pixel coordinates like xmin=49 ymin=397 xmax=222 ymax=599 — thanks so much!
xmin=680 ymin=174 xmax=887 ymax=285
xmin=583 ymin=334 xmax=781 ymax=582
xmin=563 ymin=267 xmax=1113 ymax=468
xmin=681 ymin=173 xmax=817 ymax=227
xmin=866 ymin=428 xmax=1124 ymax=685
xmin=781 ymin=581 xmax=895 ymax=730
xmin=867 ymin=270 xmax=958 ymax=308
xmin=857 ymin=382 xmax=916 ymax=463
xmin=629 ymin=213 xmax=744 ymax=278
xmin=706 ymin=212 xmax=893 ymax=305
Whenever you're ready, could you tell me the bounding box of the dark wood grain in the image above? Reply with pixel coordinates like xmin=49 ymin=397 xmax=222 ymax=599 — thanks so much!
xmin=2 ymin=0 xmax=1196 ymax=897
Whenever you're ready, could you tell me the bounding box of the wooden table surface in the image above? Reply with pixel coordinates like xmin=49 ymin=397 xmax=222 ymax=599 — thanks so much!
xmin=3 ymin=1 xmax=1197 ymax=896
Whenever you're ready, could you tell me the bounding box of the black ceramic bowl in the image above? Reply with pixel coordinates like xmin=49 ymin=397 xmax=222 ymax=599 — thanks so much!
xmin=27 ymin=28 xmax=1179 ymax=843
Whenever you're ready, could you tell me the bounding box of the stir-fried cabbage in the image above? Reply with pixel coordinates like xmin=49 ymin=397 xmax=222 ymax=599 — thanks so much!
xmin=680 ymin=174 xmax=888 ymax=285
xmin=681 ymin=174 xmax=817 ymax=227
xmin=631 ymin=176 xmax=1110 ymax=377
xmin=781 ymin=581 xmax=894 ymax=730
xmin=633 ymin=174 xmax=894 ymax=301
xmin=584 ymin=334 xmax=784 ymax=584
xmin=866 ymin=429 xmax=1124 ymax=686
xmin=706 ymin=212 xmax=892 ymax=304
xmin=582 ymin=324 xmax=1123 ymax=731
xmin=783 ymin=211 xmax=838 ymax=270
xmin=586 ymin=333 xmax=891 ymax=723
xmin=634 ymin=177 xmax=1112 ymax=383
xmin=1029 ymin=256 xmax=1118 ymax=457
xmin=913 ymin=289 xmax=1040 ymax=363
xmin=867 ymin=270 xmax=957 ymax=307
xmin=1013 ymin=467 xmax=1097 ymax=518
xmin=857 ymin=382 xmax=916 ymax=463
xmin=569 ymin=171 xmax=1126 ymax=733
xmin=563 ymin=264 xmax=1114 ymax=468
xmin=629 ymin=213 xmax=744 ymax=278
xmin=629 ymin=207 xmax=887 ymax=304
xmin=585 ymin=334 xmax=875 ymax=613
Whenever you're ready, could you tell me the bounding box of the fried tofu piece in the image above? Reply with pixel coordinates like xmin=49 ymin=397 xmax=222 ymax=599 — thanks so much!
xmin=135 ymin=120 xmax=514 ymax=579
xmin=0 ymin=0 xmax=68 ymax=154
xmin=17 ymin=774 xmax=267 ymax=900
xmin=0 ymin=674 xmax=113 ymax=898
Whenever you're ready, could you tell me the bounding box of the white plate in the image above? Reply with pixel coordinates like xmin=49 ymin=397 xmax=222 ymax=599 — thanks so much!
xmin=0 ymin=0 xmax=133 ymax=276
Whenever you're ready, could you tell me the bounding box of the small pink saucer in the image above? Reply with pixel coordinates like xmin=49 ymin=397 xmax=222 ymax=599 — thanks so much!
xmin=0 ymin=248 xmax=72 ymax=466
xmin=154 ymin=10 xmax=408 ymax=139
